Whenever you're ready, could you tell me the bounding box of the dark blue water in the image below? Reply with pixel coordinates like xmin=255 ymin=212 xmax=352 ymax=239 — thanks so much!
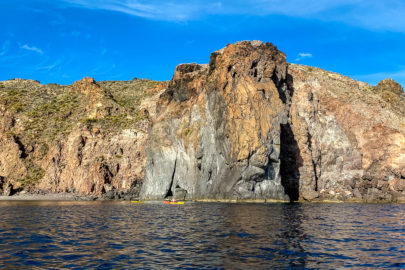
xmin=0 ymin=201 xmax=404 ymax=269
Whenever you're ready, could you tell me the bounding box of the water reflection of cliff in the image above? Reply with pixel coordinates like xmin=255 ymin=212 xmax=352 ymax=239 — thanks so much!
xmin=0 ymin=202 xmax=404 ymax=268
xmin=193 ymin=203 xmax=405 ymax=269
xmin=298 ymin=204 xmax=405 ymax=268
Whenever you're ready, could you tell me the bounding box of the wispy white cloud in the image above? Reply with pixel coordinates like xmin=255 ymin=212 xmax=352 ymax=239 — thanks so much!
xmin=295 ymin=52 xmax=312 ymax=61
xmin=35 ymin=56 xmax=74 ymax=73
xmin=36 ymin=62 xmax=59 ymax=71
xmin=0 ymin=40 xmax=11 ymax=56
xmin=0 ymin=42 xmax=31 ymax=65
xmin=59 ymin=0 xmax=405 ymax=32
xmin=21 ymin=44 xmax=44 ymax=55
xmin=62 ymin=0 xmax=218 ymax=21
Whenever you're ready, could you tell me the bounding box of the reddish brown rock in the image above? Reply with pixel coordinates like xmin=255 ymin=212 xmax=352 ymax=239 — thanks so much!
xmin=0 ymin=77 xmax=163 ymax=197
xmin=287 ymin=65 xmax=405 ymax=202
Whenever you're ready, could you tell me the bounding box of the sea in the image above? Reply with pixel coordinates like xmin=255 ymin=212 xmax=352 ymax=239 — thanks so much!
xmin=0 ymin=201 xmax=404 ymax=269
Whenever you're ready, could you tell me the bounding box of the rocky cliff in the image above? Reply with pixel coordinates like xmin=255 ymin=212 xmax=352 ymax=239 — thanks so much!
xmin=141 ymin=41 xmax=290 ymax=201
xmin=1 ymin=41 xmax=404 ymax=202
xmin=140 ymin=41 xmax=404 ymax=202
xmin=286 ymin=66 xmax=404 ymax=202
xmin=0 ymin=77 xmax=165 ymax=199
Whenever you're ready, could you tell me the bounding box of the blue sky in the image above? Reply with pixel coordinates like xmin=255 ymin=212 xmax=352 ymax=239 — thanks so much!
xmin=1 ymin=0 xmax=405 ymax=88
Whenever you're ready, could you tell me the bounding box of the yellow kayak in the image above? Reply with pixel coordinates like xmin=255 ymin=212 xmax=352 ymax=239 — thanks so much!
xmin=131 ymin=201 xmax=146 ymax=203
xmin=163 ymin=201 xmax=184 ymax=205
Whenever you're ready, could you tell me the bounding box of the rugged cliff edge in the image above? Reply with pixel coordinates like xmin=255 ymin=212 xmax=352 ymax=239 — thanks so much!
xmin=1 ymin=41 xmax=404 ymax=202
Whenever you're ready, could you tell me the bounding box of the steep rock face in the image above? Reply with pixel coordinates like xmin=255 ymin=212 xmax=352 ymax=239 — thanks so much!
xmin=141 ymin=41 xmax=290 ymax=200
xmin=0 ymin=77 xmax=164 ymax=196
xmin=0 ymin=106 xmax=27 ymax=193
xmin=37 ymin=127 xmax=146 ymax=195
xmin=286 ymin=65 xmax=405 ymax=202
xmin=38 ymin=78 xmax=151 ymax=194
xmin=141 ymin=41 xmax=404 ymax=202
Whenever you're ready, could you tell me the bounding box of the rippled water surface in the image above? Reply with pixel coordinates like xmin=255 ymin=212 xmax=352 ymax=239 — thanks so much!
xmin=0 ymin=201 xmax=404 ymax=269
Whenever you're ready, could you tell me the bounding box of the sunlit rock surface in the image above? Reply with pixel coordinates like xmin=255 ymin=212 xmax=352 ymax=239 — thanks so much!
xmin=141 ymin=41 xmax=290 ymax=201
xmin=0 ymin=41 xmax=404 ymax=202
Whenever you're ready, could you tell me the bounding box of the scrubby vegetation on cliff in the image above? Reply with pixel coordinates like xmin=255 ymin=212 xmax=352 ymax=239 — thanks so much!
xmin=0 ymin=78 xmax=164 ymax=189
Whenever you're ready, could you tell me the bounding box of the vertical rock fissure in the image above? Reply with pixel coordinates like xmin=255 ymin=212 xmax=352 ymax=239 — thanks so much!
xmin=312 ymin=161 xmax=319 ymax=192
xmin=272 ymin=69 xmax=286 ymax=103
xmin=165 ymin=158 xmax=177 ymax=198
xmin=307 ymin=132 xmax=319 ymax=192
xmin=279 ymin=73 xmax=301 ymax=201
xmin=264 ymin=162 xmax=272 ymax=180
xmin=280 ymin=124 xmax=301 ymax=201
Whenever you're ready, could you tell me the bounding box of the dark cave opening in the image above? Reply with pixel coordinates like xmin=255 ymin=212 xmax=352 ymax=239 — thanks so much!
xmin=165 ymin=159 xmax=177 ymax=198
xmin=165 ymin=187 xmax=173 ymax=198
xmin=276 ymin=72 xmax=302 ymax=202
xmin=280 ymin=123 xmax=302 ymax=202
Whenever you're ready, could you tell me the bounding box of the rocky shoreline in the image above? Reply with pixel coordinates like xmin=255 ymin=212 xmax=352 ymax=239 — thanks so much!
xmin=1 ymin=193 xmax=404 ymax=203
xmin=0 ymin=193 xmax=78 ymax=201
xmin=0 ymin=188 xmax=140 ymax=201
